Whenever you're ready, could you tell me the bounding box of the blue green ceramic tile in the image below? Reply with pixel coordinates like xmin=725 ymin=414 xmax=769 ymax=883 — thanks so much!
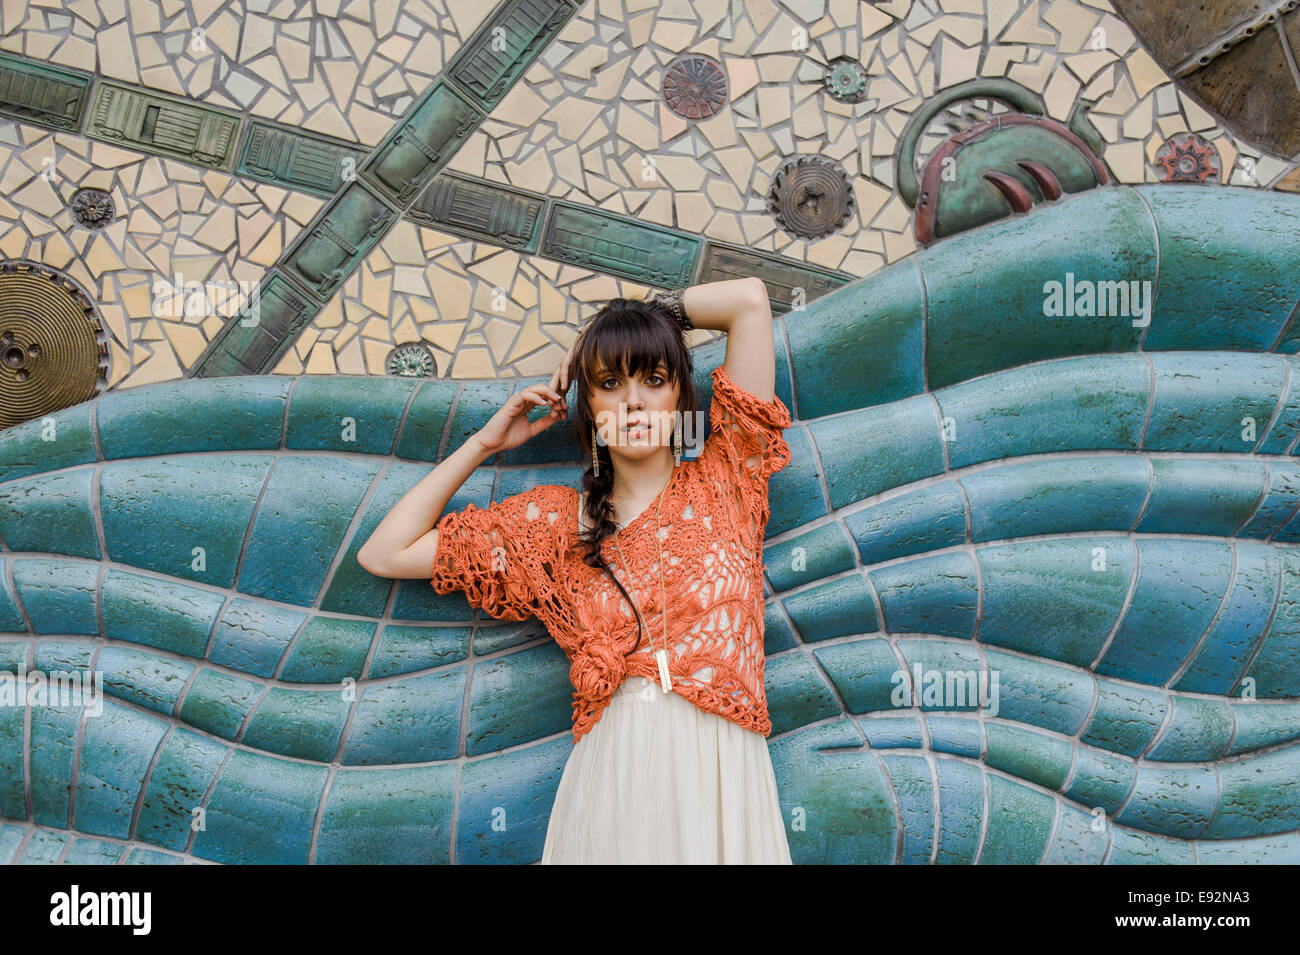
xmin=0 ymin=402 xmax=96 ymax=484
xmin=238 ymin=455 xmax=379 ymax=606
xmin=73 ymin=700 xmax=168 ymax=839
xmin=976 ymin=539 xmax=1131 ymax=668
xmin=964 ymin=456 xmax=1149 ymax=541
xmin=858 ymin=715 xmax=923 ymax=749
xmin=842 ymin=481 xmax=967 ymax=567
xmin=871 ymin=550 xmax=978 ymax=640
xmin=933 ymin=757 xmax=983 ymax=863
xmin=207 ymin=599 xmax=306 ymax=678
xmin=763 ymin=650 xmax=840 ymax=737
xmin=809 ymin=395 xmax=947 ymax=510
xmin=1042 ymin=804 xmax=1110 ymax=864
xmin=470 ymin=617 xmax=551 ymax=656
xmin=177 ymin=668 xmax=262 ymax=740
xmin=0 ymin=824 xmax=24 ymax=862
xmin=122 ymin=847 xmax=185 ymax=863
xmin=98 ymin=645 xmax=193 ymax=715
xmin=1137 ymin=458 xmax=1264 ymax=535
xmin=1226 ymin=698 xmax=1300 ymax=757
xmin=33 ymin=640 xmax=95 ymax=672
xmin=455 ymin=737 xmax=572 ymax=864
xmin=1115 ymin=765 xmax=1218 ymax=839
xmin=978 ymin=773 xmax=1055 ymax=864
xmin=764 ymin=523 xmax=857 ymax=592
xmin=1238 ymin=463 xmax=1300 ymax=538
xmin=767 ymin=721 xmax=895 ymax=864
xmin=1255 ymin=355 xmax=1300 ymax=452
xmin=781 ymin=572 xmax=879 ymax=642
xmin=1238 ymin=547 xmax=1300 ymax=697
xmin=467 ymin=642 xmax=570 ymax=756
xmin=1171 ymin=542 xmax=1277 ymax=696
xmin=0 ymin=701 xmax=24 ymax=819
xmin=286 ymin=375 xmax=419 ymax=455
xmin=18 ymin=828 xmax=68 ymax=863
xmin=786 ymin=257 xmax=925 ymax=419
xmin=926 ymin=716 xmax=982 ymax=759
xmin=12 ymin=559 xmax=98 ymax=635
xmin=1064 ymin=745 xmax=1137 ymax=817
xmin=812 ymin=638 xmax=904 ymax=713
xmin=980 ymin=648 xmax=1092 ymax=735
xmin=100 ymin=456 xmax=271 ymax=587
xmin=324 ymin=460 xmax=432 ymax=617
xmin=316 ymin=763 xmax=457 ymax=865
xmin=340 ymin=668 xmax=467 ymax=765
xmin=1095 ymin=540 xmax=1231 ymax=684
xmin=1135 ymin=183 xmax=1300 ymax=351
xmin=924 ymin=186 xmax=1155 ymax=391
xmin=879 ymin=752 xmax=935 ymax=864
xmin=935 ymin=354 xmax=1151 ymax=470
xmin=278 ymin=615 xmax=375 ymax=683
xmin=0 ymin=469 xmax=100 ymax=560
xmin=761 ymin=604 xmax=798 ymax=654
xmin=193 ymin=749 xmax=328 ymax=864
xmin=241 ymin=686 xmax=351 ymax=761
xmin=63 ymin=838 xmax=127 ymax=864
xmin=1080 ymin=679 xmax=1167 ymax=758
xmin=97 ymin=376 xmax=291 ymax=459
xmin=1144 ymin=352 xmax=1285 ymax=452
xmin=29 ymin=703 xmax=81 ymax=827
xmin=985 ymin=723 xmax=1072 ymax=790
xmin=1206 ymin=747 xmax=1282 ymax=836
xmin=135 ymin=727 xmax=228 ymax=851
xmin=1106 ymin=826 xmax=1194 ymax=863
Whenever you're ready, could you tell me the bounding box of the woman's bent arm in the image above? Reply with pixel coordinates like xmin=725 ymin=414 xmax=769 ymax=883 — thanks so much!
xmin=356 ymin=435 xmax=492 ymax=580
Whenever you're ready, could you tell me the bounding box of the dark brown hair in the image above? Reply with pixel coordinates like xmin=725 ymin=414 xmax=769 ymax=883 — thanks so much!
xmin=565 ymin=296 xmax=701 ymax=658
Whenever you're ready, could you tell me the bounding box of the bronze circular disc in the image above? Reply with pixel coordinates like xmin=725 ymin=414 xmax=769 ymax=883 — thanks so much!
xmin=768 ymin=156 xmax=855 ymax=239
xmin=663 ymin=55 xmax=728 ymax=120
xmin=0 ymin=261 xmax=107 ymax=430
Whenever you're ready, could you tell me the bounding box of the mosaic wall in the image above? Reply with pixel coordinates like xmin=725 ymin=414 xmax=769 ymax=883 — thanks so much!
xmin=0 ymin=0 xmax=1293 ymax=396
xmin=1 ymin=0 xmax=1300 ymax=863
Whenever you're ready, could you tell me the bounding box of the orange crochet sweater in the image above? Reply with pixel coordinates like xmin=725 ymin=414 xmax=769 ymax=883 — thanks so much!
xmin=429 ymin=364 xmax=793 ymax=744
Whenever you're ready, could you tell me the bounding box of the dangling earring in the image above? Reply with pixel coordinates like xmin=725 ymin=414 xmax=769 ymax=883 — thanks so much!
xmin=591 ymin=426 xmax=600 ymax=477
xmin=673 ymin=415 xmax=682 ymax=467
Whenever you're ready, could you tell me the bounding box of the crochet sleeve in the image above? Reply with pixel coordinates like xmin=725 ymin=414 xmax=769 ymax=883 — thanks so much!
xmin=700 ymin=363 xmax=793 ymax=542
xmin=429 ymin=485 xmax=562 ymax=621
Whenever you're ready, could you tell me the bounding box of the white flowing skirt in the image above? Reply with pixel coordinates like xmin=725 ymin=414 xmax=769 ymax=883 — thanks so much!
xmin=540 ymin=676 xmax=793 ymax=864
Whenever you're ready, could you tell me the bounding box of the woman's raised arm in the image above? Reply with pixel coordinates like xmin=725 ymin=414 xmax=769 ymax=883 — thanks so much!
xmin=357 ymin=380 xmax=566 ymax=580
xmin=678 ymin=276 xmax=776 ymax=403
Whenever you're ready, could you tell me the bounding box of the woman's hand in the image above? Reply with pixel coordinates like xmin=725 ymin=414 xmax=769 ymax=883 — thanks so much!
xmin=550 ymin=338 xmax=579 ymax=398
xmin=473 ymin=382 xmax=567 ymax=457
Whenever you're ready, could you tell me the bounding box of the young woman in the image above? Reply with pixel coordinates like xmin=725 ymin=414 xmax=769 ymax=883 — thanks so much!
xmin=358 ymin=276 xmax=794 ymax=864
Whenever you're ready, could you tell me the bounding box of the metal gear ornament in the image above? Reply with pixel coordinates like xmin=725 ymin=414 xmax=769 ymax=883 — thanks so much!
xmin=386 ymin=341 xmax=436 ymax=377
xmin=1153 ymin=132 xmax=1222 ymax=183
xmin=0 ymin=261 xmax=108 ymax=430
xmin=767 ymin=156 xmax=855 ymax=240
xmin=69 ymin=187 xmax=115 ymax=229
xmin=823 ymin=57 xmax=869 ymax=103
xmin=662 ymin=54 xmax=728 ymax=120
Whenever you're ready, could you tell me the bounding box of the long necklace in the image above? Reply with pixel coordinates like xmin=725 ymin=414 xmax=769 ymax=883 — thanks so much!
xmin=610 ymin=470 xmax=674 ymax=693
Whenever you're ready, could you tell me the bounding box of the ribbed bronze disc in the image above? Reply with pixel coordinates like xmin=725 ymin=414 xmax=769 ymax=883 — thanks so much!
xmin=0 ymin=262 xmax=106 ymax=431
xmin=767 ymin=156 xmax=854 ymax=239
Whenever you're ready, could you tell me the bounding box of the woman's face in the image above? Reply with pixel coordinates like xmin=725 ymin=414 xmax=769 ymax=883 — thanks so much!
xmin=588 ymin=358 xmax=681 ymax=464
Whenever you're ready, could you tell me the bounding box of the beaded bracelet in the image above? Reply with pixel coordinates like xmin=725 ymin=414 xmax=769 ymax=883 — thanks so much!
xmin=653 ymin=288 xmax=693 ymax=331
